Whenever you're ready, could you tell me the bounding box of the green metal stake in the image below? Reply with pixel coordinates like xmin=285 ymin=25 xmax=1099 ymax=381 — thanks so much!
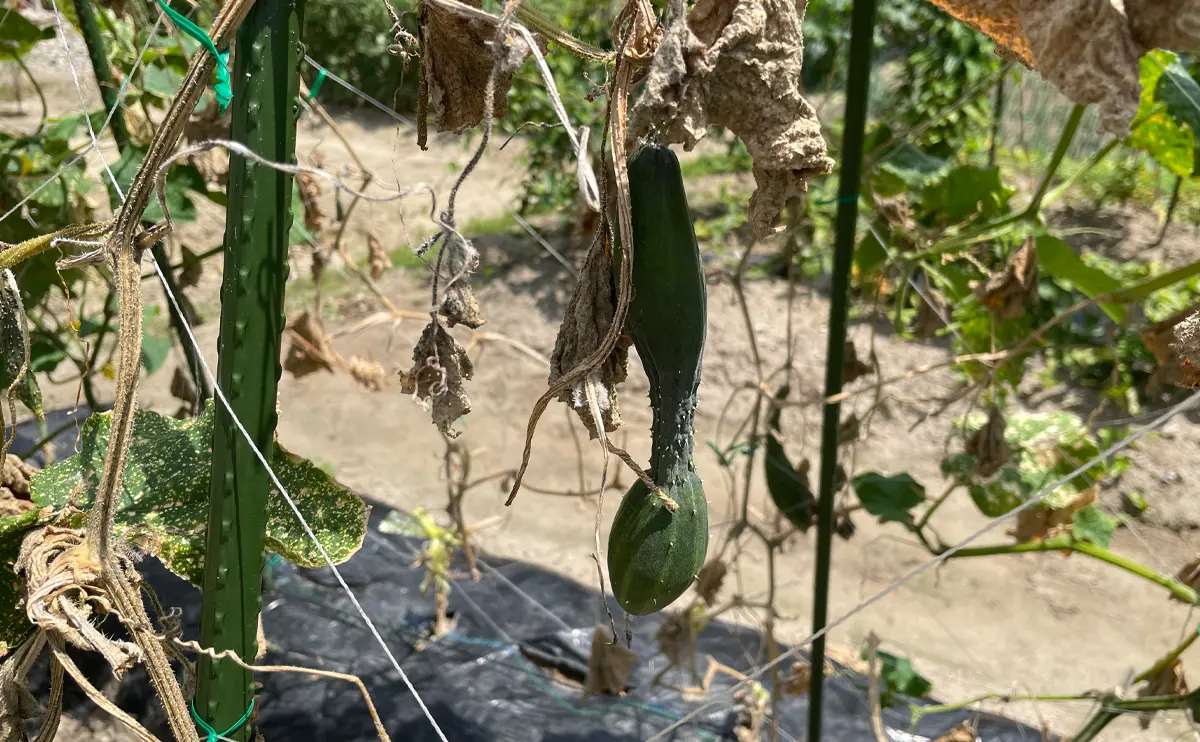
xmin=195 ymin=0 xmax=303 ymax=738
xmin=807 ymin=0 xmax=878 ymax=739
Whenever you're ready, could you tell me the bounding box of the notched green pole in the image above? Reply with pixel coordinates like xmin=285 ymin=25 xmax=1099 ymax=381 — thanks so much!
xmin=195 ymin=0 xmax=303 ymax=738
xmin=808 ymin=0 xmax=878 ymax=739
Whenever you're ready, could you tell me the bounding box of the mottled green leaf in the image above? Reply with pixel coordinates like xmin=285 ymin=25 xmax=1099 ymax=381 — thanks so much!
xmin=30 ymin=403 xmax=368 ymax=585
xmin=1034 ymin=235 xmax=1125 ymax=322
xmin=0 ymin=510 xmax=43 ymax=653
xmin=853 ymin=472 xmax=926 ymax=525
xmin=967 ymin=467 xmax=1030 ymax=517
xmin=1129 ymin=51 xmax=1197 ymax=178
xmin=1071 ymin=505 xmax=1118 ymax=548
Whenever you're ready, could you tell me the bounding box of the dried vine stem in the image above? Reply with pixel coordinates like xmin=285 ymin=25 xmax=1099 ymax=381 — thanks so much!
xmin=31 ymin=2 xmax=259 ymax=741
xmin=505 ymin=0 xmax=658 ymax=507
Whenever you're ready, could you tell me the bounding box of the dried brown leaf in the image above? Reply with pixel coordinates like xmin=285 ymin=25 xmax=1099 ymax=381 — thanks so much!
xmin=1137 ymin=658 xmax=1188 ymax=728
xmin=368 ymin=233 xmax=393 ymax=282
xmin=401 ymin=320 xmax=474 ymax=437
xmin=283 ymin=311 xmax=336 ymax=378
xmin=296 ymin=172 xmax=325 ymax=234
xmin=1142 ymin=304 xmax=1200 ymax=393
xmin=548 ymin=239 xmax=630 ymax=437
xmin=971 ymin=238 xmax=1037 ymax=320
xmin=925 ymin=0 xmax=1200 ymax=137
xmin=346 ymin=356 xmax=388 ymax=392
xmin=417 ymin=0 xmax=537 ymax=144
xmin=630 ymin=0 xmax=835 ymax=237
xmin=0 ymin=454 xmax=36 ymax=518
xmin=965 ymin=405 xmax=1011 ymax=478
xmin=695 ymin=559 xmax=727 ymax=606
xmin=1172 ymin=556 xmax=1200 ymax=604
xmin=169 ymin=366 xmax=198 ymax=406
xmin=838 ymin=412 xmax=861 ymax=445
xmin=437 ymin=237 xmax=487 ymax=330
xmin=1012 ymin=487 xmax=1095 ymax=543
xmin=583 ymin=625 xmax=637 ymax=698
xmin=934 ymin=721 xmax=977 ymax=742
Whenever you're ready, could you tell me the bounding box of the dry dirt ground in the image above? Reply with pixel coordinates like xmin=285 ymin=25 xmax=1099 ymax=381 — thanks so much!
xmin=5 ymin=28 xmax=1200 ymax=742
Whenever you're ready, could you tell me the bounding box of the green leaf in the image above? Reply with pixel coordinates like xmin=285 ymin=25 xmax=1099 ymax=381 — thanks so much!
xmin=1034 ymin=235 xmax=1125 ymax=322
xmin=853 ymin=472 xmax=926 ymax=525
xmin=140 ymin=306 xmax=171 ymax=375
xmin=1152 ymin=60 xmax=1200 ymax=176
xmin=30 ymin=403 xmax=369 ymax=585
xmin=967 ymin=467 xmax=1030 ymax=517
xmin=0 ymin=10 xmax=55 ymax=61
xmin=859 ymin=646 xmax=933 ymax=707
xmin=920 ymin=165 xmax=1013 ymax=225
xmin=1071 ymin=505 xmax=1118 ymax=548
xmin=109 ymin=147 xmax=208 ymax=224
xmin=1128 ymin=51 xmax=1197 ymax=178
xmin=940 ymin=453 xmax=976 ymax=479
xmin=0 ymin=510 xmax=43 ymax=652
xmin=855 ymin=231 xmax=889 ymax=274
xmin=289 ymin=186 xmax=316 ymax=246
xmin=141 ymin=64 xmax=184 ymax=98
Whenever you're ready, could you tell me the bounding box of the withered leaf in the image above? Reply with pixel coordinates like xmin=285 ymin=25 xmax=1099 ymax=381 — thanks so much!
xmin=169 ymin=366 xmax=198 ymax=406
xmin=368 ymin=233 xmax=393 ymax=282
xmin=1136 ymin=658 xmax=1188 ymax=729
xmin=283 ymin=311 xmax=336 ymax=378
xmin=695 ymin=558 xmax=727 ymax=606
xmin=401 ymin=320 xmax=474 ymax=437
xmin=924 ymin=0 xmax=1200 ymax=137
xmin=1011 ymin=487 xmax=1095 ymax=543
xmin=417 ymin=0 xmax=538 ymax=147
xmin=934 ymin=721 xmax=977 ymax=742
xmin=583 ymin=625 xmax=637 ymax=698
xmin=548 ymin=238 xmax=629 ymax=437
xmin=971 ymin=238 xmax=1037 ymax=320
xmin=296 ymin=171 xmax=325 ymax=234
xmin=965 ymin=405 xmax=1011 ymax=478
xmin=1142 ymin=304 xmax=1200 ymax=394
xmin=437 ymin=236 xmax=487 ymax=329
xmin=630 ymin=0 xmax=835 ymax=237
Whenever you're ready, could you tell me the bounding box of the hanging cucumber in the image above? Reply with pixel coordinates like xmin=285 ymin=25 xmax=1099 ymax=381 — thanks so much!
xmin=607 ymin=143 xmax=709 ymax=617
xmin=765 ymin=384 xmax=816 ymax=530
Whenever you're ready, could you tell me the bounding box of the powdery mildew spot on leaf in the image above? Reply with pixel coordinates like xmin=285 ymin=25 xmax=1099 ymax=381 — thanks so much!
xmin=630 ymin=0 xmax=835 ymax=237
xmin=28 ymin=403 xmax=368 ymax=586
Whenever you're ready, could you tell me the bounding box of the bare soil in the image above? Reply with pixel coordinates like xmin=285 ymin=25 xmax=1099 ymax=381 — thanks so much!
xmin=4 ymin=29 xmax=1200 ymax=742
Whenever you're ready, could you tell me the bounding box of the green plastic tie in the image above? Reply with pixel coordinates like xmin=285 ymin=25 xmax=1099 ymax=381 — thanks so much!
xmin=814 ymin=194 xmax=860 ymax=205
xmin=190 ymin=699 xmax=255 ymax=742
xmin=306 ymin=68 xmax=327 ymax=103
xmin=153 ymin=0 xmax=232 ymax=113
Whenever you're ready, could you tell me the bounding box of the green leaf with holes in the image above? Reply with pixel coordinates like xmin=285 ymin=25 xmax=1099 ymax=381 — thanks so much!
xmin=30 ymin=403 xmax=368 ymax=586
xmin=0 ymin=509 xmax=44 ymax=652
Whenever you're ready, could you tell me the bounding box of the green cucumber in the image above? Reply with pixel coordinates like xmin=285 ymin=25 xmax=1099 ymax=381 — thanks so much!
xmin=607 ymin=143 xmax=709 ymax=617
xmin=765 ymin=384 xmax=815 ymax=530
